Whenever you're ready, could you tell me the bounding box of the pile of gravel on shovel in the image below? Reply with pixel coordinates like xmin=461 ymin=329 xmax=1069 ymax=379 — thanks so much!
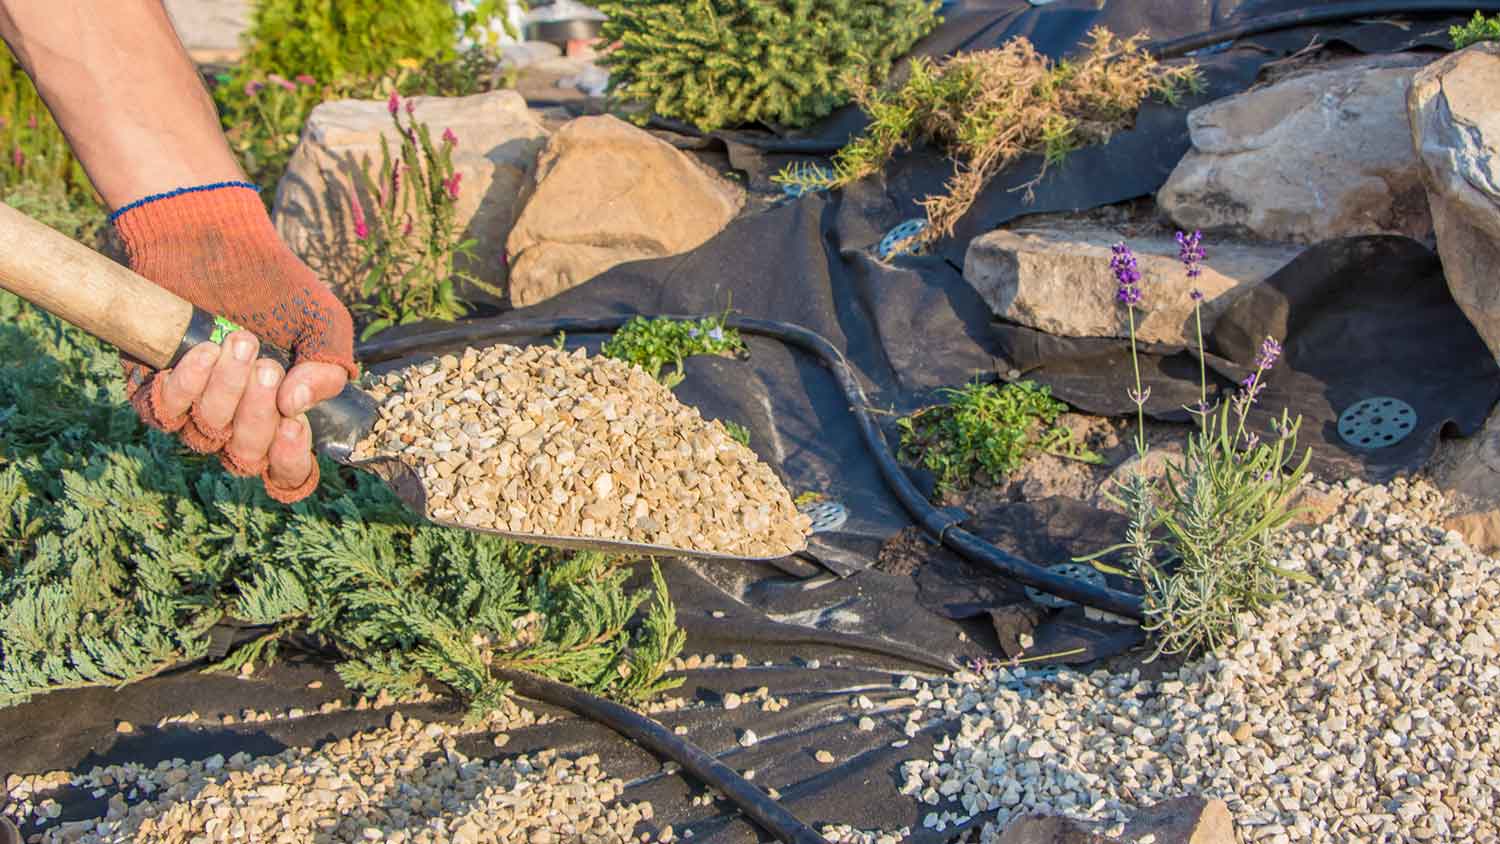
xmin=353 ymin=344 xmax=811 ymax=558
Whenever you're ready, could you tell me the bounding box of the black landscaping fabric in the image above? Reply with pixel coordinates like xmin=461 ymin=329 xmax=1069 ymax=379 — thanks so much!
xmin=5 ymin=2 xmax=1500 ymax=842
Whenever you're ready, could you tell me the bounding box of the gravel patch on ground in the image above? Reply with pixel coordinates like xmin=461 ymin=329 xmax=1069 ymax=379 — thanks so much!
xmin=353 ymin=344 xmax=810 ymax=558
xmin=828 ymin=478 xmax=1499 ymax=844
xmin=5 ymin=711 xmax=657 ymax=843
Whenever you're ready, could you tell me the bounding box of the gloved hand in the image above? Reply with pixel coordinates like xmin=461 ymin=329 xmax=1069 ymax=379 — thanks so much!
xmin=112 ymin=182 xmax=357 ymax=503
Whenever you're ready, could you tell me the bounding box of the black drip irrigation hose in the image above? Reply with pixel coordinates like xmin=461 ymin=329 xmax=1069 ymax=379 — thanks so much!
xmin=1147 ymin=1 xmax=1500 ymax=58
xmin=497 ymin=669 xmax=831 ymax=844
xmin=357 ymin=314 xmax=1145 ymax=620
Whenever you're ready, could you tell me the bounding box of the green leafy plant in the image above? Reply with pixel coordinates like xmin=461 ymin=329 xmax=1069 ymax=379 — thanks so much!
xmin=594 ymin=0 xmax=942 ymax=132
xmin=0 ymin=45 xmax=105 ymax=242
xmin=1080 ymin=234 xmax=1311 ymax=659
xmin=775 ymin=28 xmax=1201 ymax=244
xmin=898 ymin=380 xmax=1102 ymax=494
xmin=0 ymin=290 xmax=683 ymax=714
xmin=348 ymin=94 xmax=500 ymax=340
xmin=601 ymin=315 xmax=746 ymax=388
xmin=213 ymin=72 xmax=331 ymax=207
xmin=1452 ymin=11 xmax=1500 ymax=48
xmin=720 ymin=420 xmax=751 ymax=446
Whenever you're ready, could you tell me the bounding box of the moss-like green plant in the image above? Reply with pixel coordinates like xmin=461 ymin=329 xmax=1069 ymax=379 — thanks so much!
xmin=595 ymin=0 xmax=942 ymax=131
xmin=601 ymin=315 xmax=746 ymax=388
xmin=775 ymin=28 xmax=1201 ymax=245
xmin=1452 ymin=11 xmax=1500 ymax=48
xmin=898 ymin=380 xmax=1102 ymax=494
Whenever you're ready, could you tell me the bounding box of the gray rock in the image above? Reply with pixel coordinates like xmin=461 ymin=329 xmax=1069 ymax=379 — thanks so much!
xmin=272 ymin=90 xmax=549 ymax=303
xmin=1123 ymin=797 xmax=1239 ymax=844
xmin=963 ymin=223 xmax=1302 ymax=344
xmin=1159 ymin=53 xmax=1434 ymax=244
xmin=1429 ymin=404 xmax=1500 ymax=553
xmin=1408 ymin=42 xmax=1500 ymax=364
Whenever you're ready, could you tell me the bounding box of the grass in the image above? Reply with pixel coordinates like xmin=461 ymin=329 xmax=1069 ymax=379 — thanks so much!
xmin=774 ymin=28 xmax=1201 ymax=246
xmin=898 ymin=380 xmax=1102 ymax=494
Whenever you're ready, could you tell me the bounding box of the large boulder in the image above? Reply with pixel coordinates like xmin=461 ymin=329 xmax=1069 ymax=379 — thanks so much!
xmin=1408 ymin=41 xmax=1500 ymax=363
xmin=963 ymin=223 xmax=1303 ymax=345
xmin=504 ymin=115 xmax=744 ymax=307
xmin=1159 ymin=54 xmax=1433 ymax=244
xmin=273 ymin=90 xmax=549 ymax=301
xmin=164 ymin=0 xmax=251 ymax=62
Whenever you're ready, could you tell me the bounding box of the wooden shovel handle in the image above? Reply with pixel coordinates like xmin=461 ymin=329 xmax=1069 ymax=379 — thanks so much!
xmin=0 ymin=201 xmax=192 ymax=369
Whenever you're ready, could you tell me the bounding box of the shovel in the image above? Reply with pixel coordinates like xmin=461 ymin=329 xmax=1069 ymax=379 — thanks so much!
xmin=0 ymin=202 xmax=805 ymax=562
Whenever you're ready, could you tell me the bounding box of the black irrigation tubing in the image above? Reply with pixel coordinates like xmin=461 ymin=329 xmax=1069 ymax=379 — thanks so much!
xmin=497 ymin=668 xmax=831 ymax=844
xmin=356 ymin=314 xmax=1146 ymax=620
xmin=1147 ymin=1 xmax=1500 ymax=58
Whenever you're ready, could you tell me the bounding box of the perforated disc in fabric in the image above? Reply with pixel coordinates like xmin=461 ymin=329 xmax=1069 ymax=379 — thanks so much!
xmin=1337 ymin=397 xmax=1416 ymax=450
xmin=799 ymin=499 xmax=849 ymax=534
xmin=877 ymin=219 xmax=929 ymax=261
xmin=1025 ymin=562 xmax=1106 ymax=609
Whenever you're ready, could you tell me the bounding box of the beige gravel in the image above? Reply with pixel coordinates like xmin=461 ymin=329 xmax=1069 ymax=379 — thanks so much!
xmin=352 ymin=344 xmax=811 ymax=558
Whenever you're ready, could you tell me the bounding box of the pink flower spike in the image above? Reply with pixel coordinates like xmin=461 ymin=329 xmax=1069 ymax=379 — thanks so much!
xmin=405 ymin=99 xmax=416 ymax=116
xmin=350 ymin=191 xmax=369 ymax=241
xmin=442 ymin=127 xmax=458 ymax=147
xmin=387 ymin=91 xmax=400 ymax=116
xmin=11 ymin=146 xmax=24 ymax=169
xmin=402 ymin=216 xmax=414 ymax=236
xmin=443 ymin=172 xmax=462 ymax=200
xmin=245 ymin=81 xmax=264 ymax=97
xmin=26 ymin=114 xmax=37 ymax=130
xmin=295 ymin=74 xmax=317 ymax=86
xmin=268 ymin=73 xmax=297 ymax=92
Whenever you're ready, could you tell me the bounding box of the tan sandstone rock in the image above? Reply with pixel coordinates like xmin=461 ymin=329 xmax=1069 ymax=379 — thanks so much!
xmin=504 ymin=115 xmax=744 ymax=307
xmin=1408 ymin=41 xmax=1500 ymax=363
xmin=1159 ymin=53 xmax=1433 ymax=244
xmin=273 ymin=90 xmax=549 ymax=301
xmin=963 ymin=223 xmax=1303 ymax=344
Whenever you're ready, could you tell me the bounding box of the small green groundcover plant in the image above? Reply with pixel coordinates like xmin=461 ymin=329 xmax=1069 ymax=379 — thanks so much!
xmin=898 ymin=380 xmax=1103 ymax=494
xmin=348 ymin=93 xmax=500 ymax=339
xmin=0 ymin=44 xmax=106 ymax=243
xmin=1079 ymin=232 xmax=1312 ymax=659
xmin=601 ymin=314 xmax=747 ymax=388
xmin=1452 ymin=11 xmax=1500 ymax=48
xmin=0 ymin=291 xmax=684 ymax=714
xmin=594 ymin=0 xmax=942 ymax=132
xmin=776 ymin=28 xmax=1201 ymax=246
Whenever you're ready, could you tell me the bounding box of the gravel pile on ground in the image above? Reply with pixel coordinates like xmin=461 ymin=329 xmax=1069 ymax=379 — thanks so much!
xmin=353 ymin=344 xmax=810 ymax=558
xmin=833 ymin=478 xmax=1499 ymax=843
xmin=6 ymin=714 xmax=657 ymax=844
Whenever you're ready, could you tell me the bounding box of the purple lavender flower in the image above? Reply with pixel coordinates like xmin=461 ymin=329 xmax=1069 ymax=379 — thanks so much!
xmin=1176 ymin=230 xmax=1205 ymax=279
xmin=708 ymin=326 xmax=726 ymax=343
xmin=1110 ymin=242 xmax=1143 ymax=306
xmin=1189 ymin=289 xmax=1204 ymax=302
xmin=1255 ymin=336 xmax=1282 ymax=370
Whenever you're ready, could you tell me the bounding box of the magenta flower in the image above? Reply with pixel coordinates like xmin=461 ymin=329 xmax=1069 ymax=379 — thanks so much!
xmin=443 ymin=172 xmax=462 ymax=200
xmin=268 ymin=73 xmax=297 ymax=92
xmin=442 ymin=127 xmax=458 ymax=147
xmin=1110 ymin=242 xmax=1143 ymax=306
xmin=1189 ymin=289 xmax=1204 ymax=302
xmin=295 ymin=74 xmax=317 ymax=86
xmin=405 ymin=98 xmax=416 ymax=116
xmin=387 ymin=91 xmax=400 ymax=116
xmin=11 ymin=146 xmax=23 ymax=169
xmin=402 ymin=216 xmax=414 ymax=237
xmin=350 ymin=193 xmax=369 ymax=241
xmin=245 ymin=80 xmax=264 ymax=96
xmin=25 ymin=114 xmax=37 ymax=130
xmin=1176 ymin=230 xmax=1205 ymax=279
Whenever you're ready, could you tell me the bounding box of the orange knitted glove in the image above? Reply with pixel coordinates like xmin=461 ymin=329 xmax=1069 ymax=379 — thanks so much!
xmin=112 ymin=182 xmax=357 ymax=503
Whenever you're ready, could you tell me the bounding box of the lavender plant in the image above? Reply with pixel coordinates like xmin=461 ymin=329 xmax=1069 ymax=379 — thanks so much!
xmin=1083 ymin=233 xmax=1311 ymax=658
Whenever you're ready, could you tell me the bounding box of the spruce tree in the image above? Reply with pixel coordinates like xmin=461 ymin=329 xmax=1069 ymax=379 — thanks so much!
xmin=595 ymin=0 xmax=942 ymax=132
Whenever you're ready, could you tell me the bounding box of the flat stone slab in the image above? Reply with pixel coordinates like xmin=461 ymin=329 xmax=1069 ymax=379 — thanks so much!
xmin=963 ymin=223 xmax=1304 ymax=345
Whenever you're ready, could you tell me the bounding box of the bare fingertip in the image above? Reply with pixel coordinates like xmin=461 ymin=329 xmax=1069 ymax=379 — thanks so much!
xmin=257 ymin=361 xmax=283 ymax=388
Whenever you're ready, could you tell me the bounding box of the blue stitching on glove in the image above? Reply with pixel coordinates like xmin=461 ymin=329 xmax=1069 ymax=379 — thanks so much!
xmin=108 ymin=180 xmax=260 ymax=223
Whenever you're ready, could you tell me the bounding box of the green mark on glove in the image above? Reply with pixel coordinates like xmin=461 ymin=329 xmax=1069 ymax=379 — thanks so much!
xmin=210 ymin=315 xmax=243 ymax=344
